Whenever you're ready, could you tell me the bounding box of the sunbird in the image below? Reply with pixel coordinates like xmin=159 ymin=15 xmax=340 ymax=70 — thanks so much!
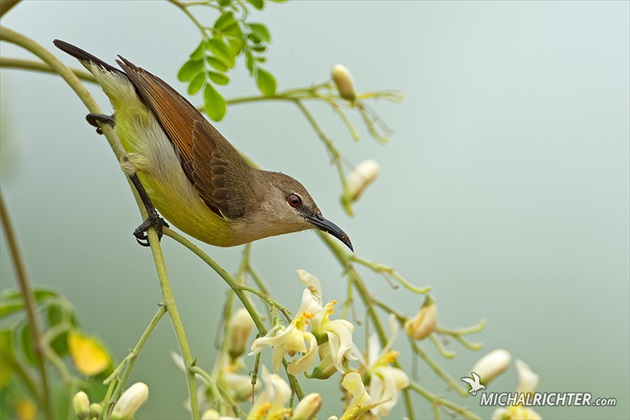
xmin=54 ymin=40 xmax=353 ymax=251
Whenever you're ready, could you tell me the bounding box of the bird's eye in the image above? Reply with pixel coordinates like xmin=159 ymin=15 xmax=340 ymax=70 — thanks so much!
xmin=287 ymin=193 xmax=302 ymax=208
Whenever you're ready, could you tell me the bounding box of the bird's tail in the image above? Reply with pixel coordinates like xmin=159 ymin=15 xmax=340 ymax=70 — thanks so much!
xmin=53 ymin=39 xmax=123 ymax=75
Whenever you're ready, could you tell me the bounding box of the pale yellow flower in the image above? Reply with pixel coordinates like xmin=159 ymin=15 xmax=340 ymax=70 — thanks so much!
xmin=404 ymin=295 xmax=438 ymax=340
xmin=331 ymin=64 xmax=356 ymax=101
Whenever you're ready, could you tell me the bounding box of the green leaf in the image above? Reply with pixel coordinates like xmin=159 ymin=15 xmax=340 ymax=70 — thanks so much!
xmin=204 ymin=84 xmax=227 ymax=121
xmin=2 ymin=289 xmax=58 ymax=303
xmin=249 ymin=23 xmax=271 ymax=43
xmin=245 ymin=50 xmax=255 ymax=75
xmin=252 ymin=45 xmax=267 ymax=53
xmin=218 ymin=0 xmax=232 ymax=6
xmin=188 ymin=72 xmax=206 ymax=95
xmin=0 ymin=302 xmax=23 ymax=318
xmin=206 ymin=56 xmax=229 ymax=72
xmin=226 ymin=36 xmax=244 ymax=55
xmin=247 ymin=0 xmax=265 ymax=10
xmin=207 ymin=71 xmax=230 ymax=86
xmin=189 ymin=39 xmax=206 ymax=61
xmin=247 ymin=33 xmax=263 ymax=45
xmin=255 ymin=56 xmax=267 ymax=63
xmin=214 ymin=11 xmax=237 ymax=32
xmin=256 ymin=67 xmax=276 ymax=96
xmin=177 ymin=59 xmax=204 ymax=82
xmin=207 ymin=38 xmax=234 ymax=68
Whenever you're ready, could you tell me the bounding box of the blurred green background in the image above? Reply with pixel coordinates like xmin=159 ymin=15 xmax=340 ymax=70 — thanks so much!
xmin=1 ymin=1 xmax=628 ymax=419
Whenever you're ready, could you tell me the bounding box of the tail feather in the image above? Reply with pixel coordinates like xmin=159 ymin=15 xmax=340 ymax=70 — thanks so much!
xmin=53 ymin=39 xmax=123 ymax=75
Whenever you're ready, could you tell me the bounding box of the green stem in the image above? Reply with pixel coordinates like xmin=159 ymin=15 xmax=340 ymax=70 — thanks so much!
xmin=189 ymin=366 xmax=228 ymax=416
xmin=167 ymin=0 xmax=206 ymax=34
xmin=0 ymin=57 xmax=96 ymax=82
xmin=147 ymin=229 xmax=200 ymax=418
xmin=0 ymin=192 xmax=53 ymax=420
xmin=409 ymin=340 xmax=469 ymax=397
xmin=104 ymin=305 xmax=167 ymax=411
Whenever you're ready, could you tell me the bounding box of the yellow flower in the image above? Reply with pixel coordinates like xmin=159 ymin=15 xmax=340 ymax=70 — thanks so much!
xmin=68 ymin=330 xmax=110 ymax=376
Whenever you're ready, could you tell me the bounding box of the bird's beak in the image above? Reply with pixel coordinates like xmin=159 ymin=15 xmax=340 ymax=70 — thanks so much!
xmin=307 ymin=214 xmax=353 ymax=251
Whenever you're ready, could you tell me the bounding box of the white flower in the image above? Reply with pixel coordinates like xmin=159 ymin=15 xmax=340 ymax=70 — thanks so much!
xmin=111 ymin=382 xmax=149 ymax=420
xmin=364 ymin=315 xmax=410 ymax=417
xmin=247 ymin=367 xmax=291 ymax=420
xmin=331 ymin=64 xmax=356 ymax=101
xmin=471 ymin=349 xmax=511 ymax=384
xmin=311 ymin=300 xmax=361 ymax=374
xmin=516 ymin=359 xmax=539 ymax=395
xmin=345 ymin=160 xmax=380 ymax=203
xmin=250 ymin=284 xmax=321 ymax=375
xmin=339 ymin=372 xmax=372 ymax=420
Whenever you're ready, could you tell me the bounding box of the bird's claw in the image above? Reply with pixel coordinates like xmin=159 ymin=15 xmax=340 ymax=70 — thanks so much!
xmin=86 ymin=113 xmax=115 ymax=135
xmin=133 ymin=210 xmax=169 ymax=247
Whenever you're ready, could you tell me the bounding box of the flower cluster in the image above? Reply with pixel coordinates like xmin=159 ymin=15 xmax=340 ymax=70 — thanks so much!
xmin=250 ymin=270 xmax=411 ymax=418
xmin=250 ymin=270 xmax=361 ymax=377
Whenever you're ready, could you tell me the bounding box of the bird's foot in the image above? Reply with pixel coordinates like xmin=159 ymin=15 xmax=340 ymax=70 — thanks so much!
xmin=86 ymin=113 xmax=115 ymax=134
xmin=133 ymin=208 xmax=169 ymax=247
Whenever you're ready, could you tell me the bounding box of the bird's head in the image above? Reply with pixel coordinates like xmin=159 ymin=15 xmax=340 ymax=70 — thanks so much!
xmin=254 ymin=171 xmax=353 ymax=251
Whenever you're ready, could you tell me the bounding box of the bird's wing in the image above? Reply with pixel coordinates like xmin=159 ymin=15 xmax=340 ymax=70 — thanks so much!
xmin=117 ymin=56 xmax=197 ymax=165
xmin=471 ymin=372 xmax=481 ymax=382
xmin=116 ymin=57 xmax=251 ymax=219
xmin=190 ymin=119 xmax=252 ymax=219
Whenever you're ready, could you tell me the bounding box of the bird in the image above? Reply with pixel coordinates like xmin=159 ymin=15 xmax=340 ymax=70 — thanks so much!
xmin=53 ymin=40 xmax=353 ymax=251
xmin=461 ymin=372 xmax=486 ymax=396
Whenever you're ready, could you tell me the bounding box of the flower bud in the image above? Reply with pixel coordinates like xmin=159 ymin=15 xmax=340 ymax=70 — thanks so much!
xmin=72 ymin=391 xmax=90 ymax=419
xmin=331 ymin=64 xmax=356 ymax=101
xmin=89 ymin=403 xmax=103 ymax=418
xmin=228 ymin=308 xmax=255 ymax=359
xmin=404 ymin=295 xmax=437 ymax=341
xmin=515 ymin=359 xmax=539 ymax=395
xmin=291 ymin=393 xmax=322 ymax=419
xmin=308 ymin=345 xmax=337 ymax=380
xmin=111 ymin=382 xmax=149 ymax=419
xmin=471 ymin=349 xmax=511 ymax=384
xmin=345 ymin=160 xmax=380 ymax=203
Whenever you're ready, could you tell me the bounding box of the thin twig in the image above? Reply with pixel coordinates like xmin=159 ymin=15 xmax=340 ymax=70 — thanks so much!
xmin=0 ymin=192 xmax=53 ymax=420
